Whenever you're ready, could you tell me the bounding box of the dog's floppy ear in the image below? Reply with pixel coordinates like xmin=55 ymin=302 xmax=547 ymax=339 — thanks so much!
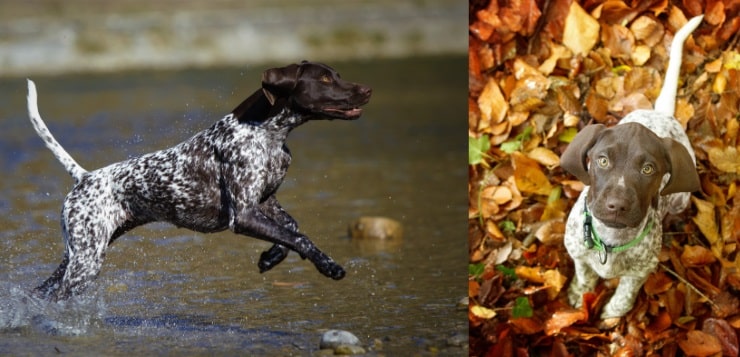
xmin=262 ymin=63 xmax=301 ymax=105
xmin=560 ymin=124 xmax=606 ymax=185
xmin=660 ymin=137 xmax=700 ymax=195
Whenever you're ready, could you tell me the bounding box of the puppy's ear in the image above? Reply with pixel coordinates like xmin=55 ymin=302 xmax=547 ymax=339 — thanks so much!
xmin=660 ymin=137 xmax=700 ymax=195
xmin=560 ymin=124 xmax=606 ymax=185
xmin=262 ymin=63 xmax=301 ymax=105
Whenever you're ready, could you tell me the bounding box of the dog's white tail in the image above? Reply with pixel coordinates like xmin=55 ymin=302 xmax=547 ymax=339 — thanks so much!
xmin=654 ymin=15 xmax=703 ymax=116
xmin=27 ymin=80 xmax=88 ymax=182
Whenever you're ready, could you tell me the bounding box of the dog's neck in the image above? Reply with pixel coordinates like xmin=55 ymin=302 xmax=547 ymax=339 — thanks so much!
xmin=231 ymin=90 xmax=309 ymax=132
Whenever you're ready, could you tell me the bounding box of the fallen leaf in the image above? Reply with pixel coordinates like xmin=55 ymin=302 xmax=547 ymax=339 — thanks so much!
xmin=562 ymin=2 xmax=600 ymax=56
xmin=707 ymin=146 xmax=740 ymax=174
xmin=545 ymin=308 xmax=587 ymax=335
xmin=477 ymin=78 xmax=508 ymax=133
xmin=513 ymin=296 xmax=534 ymax=318
xmin=512 ymin=152 xmax=553 ymax=196
xmin=469 ymin=135 xmax=491 ymax=165
xmin=691 ymin=196 xmax=722 ymax=257
xmin=630 ymin=15 xmax=664 ymax=46
xmin=601 ymin=23 xmax=635 ymax=60
xmin=509 ymin=317 xmax=544 ymax=334
xmin=702 ymin=318 xmax=739 ymax=357
xmin=644 ymin=271 xmax=673 ymax=295
xmin=535 ymin=219 xmax=566 ymax=245
xmin=526 ymin=147 xmax=560 ymax=169
xmin=471 ymin=304 xmax=497 ymax=319
xmin=681 ymin=245 xmax=717 ymax=267
xmin=678 ymin=330 xmax=722 ymax=357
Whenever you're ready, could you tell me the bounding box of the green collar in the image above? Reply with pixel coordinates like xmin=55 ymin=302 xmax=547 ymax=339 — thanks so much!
xmin=582 ymin=204 xmax=654 ymax=264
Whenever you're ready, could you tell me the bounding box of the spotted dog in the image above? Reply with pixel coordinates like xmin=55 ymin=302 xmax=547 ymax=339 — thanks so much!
xmin=560 ymin=16 xmax=703 ymax=321
xmin=27 ymin=61 xmax=372 ymax=301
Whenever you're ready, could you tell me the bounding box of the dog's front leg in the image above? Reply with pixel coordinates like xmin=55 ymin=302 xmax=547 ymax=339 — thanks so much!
xmin=256 ymin=196 xmax=298 ymax=273
xmin=568 ymin=259 xmax=599 ymax=308
xmin=231 ymin=207 xmax=345 ymax=280
xmin=600 ymin=275 xmax=647 ymax=319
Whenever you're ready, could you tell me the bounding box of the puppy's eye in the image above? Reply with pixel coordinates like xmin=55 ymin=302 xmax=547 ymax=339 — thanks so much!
xmin=319 ymin=75 xmax=332 ymax=83
xmin=641 ymin=164 xmax=655 ymax=175
xmin=597 ymin=157 xmax=609 ymax=168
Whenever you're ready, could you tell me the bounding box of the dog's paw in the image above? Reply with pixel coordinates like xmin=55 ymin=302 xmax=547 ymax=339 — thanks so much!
xmin=258 ymin=244 xmax=289 ymax=273
xmin=315 ymin=260 xmax=346 ymax=280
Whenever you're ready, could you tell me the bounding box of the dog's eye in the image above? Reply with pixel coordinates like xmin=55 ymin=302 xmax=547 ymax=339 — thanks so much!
xmin=597 ymin=157 xmax=609 ymax=168
xmin=641 ymin=164 xmax=655 ymax=175
xmin=320 ymin=75 xmax=332 ymax=83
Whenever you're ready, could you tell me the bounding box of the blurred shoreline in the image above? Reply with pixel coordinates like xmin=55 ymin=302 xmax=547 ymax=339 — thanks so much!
xmin=0 ymin=0 xmax=464 ymax=77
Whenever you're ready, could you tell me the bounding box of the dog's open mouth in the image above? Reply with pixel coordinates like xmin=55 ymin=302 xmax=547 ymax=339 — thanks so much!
xmin=323 ymin=107 xmax=363 ymax=119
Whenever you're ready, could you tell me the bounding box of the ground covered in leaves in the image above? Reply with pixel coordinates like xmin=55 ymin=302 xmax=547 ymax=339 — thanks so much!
xmin=468 ymin=0 xmax=739 ymax=355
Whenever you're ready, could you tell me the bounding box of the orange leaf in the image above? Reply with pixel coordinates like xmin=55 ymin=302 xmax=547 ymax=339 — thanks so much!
xmin=545 ymin=308 xmax=587 ymax=335
xmin=681 ymin=245 xmax=717 ymax=267
xmin=644 ymin=271 xmax=673 ymax=295
xmin=645 ymin=310 xmax=672 ymax=340
xmin=678 ymin=330 xmax=722 ymax=357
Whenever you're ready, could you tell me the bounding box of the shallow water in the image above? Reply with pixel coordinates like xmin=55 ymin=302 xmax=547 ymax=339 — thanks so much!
xmin=0 ymin=56 xmax=466 ymax=355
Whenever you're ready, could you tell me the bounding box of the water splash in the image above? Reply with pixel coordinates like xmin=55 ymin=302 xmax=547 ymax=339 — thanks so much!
xmin=0 ymin=283 xmax=106 ymax=336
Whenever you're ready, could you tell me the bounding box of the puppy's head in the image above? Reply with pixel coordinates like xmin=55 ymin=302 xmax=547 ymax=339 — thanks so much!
xmin=561 ymin=123 xmax=699 ymax=228
xmin=261 ymin=61 xmax=372 ymax=120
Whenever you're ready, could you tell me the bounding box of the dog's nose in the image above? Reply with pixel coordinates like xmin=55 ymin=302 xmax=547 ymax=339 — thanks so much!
xmin=359 ymin=85 xmax=372 ymax=97
xmin=605 ymin=196 xmax=628 ymax=213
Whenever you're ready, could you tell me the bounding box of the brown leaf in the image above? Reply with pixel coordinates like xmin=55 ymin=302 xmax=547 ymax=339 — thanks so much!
xmin=509 ymin=317 xmax=544 ymax=334
xmin=680 ymin=245 xmax=717 ymax=267
xmin=630 ymin=15 xmax=664 ymax=46
xmin=544 ymin=308 xmax=588 ymax=335
xmin=707 ymin=146 xmax=740 ymax=174
xmin=703 ymin=318 xmax=739 ymax=357
xmin=644 ymin=271 xmax=673 ymax=295
xmin=692 ymin=196 xmax=723 ymax=257
xmin=705 ymin=0 xmax=726 ymax=26
xmin=601 ymin=23 xmax=635 ymax=60
xmin=678 ymin=330 xmax=722 ymax=357
xmin=477 ymin=78 xmax=508 ymax=133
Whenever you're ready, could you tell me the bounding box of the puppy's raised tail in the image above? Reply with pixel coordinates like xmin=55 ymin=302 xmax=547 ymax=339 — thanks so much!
xmin=27 ymin=80 xmax=87 ymax=183
xmin=654 ymin=15 xmax=703 ymax=116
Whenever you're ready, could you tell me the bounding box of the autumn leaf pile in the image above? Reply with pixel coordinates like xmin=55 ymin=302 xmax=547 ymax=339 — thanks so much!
xmin=468 ymin=0 xmax=739 ymax=355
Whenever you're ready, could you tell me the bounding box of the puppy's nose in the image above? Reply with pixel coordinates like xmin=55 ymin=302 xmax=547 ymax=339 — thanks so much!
xmin=605 ymin=196 xmax=628 ymax=213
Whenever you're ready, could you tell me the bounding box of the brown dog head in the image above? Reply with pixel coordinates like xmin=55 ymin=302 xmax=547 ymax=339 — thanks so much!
xmin=561 ymin=123 xmax=700 ymax=228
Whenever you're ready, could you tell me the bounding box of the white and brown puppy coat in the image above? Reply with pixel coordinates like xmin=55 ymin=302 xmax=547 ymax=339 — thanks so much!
xmin=560 ymin=16 xmax=703 ymax=319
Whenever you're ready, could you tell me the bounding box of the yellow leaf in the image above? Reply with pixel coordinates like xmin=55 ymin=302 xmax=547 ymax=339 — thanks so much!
xmin=562 ymin=2 xmax=600 ymax=56
xmin=470 ymin=305 xmax=497 ymax=319
xmin=526 ymin=147 xmax=560 ymax=170
xmin=511 ymin=152 xmax=553 ymax=196
xmin=542 ymin=268 xmax=567 ymax=300
xmin=707 ymin=146 xmax=740 ymax=174
xmin=691 ymin=196 xmax=722 ymax=258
